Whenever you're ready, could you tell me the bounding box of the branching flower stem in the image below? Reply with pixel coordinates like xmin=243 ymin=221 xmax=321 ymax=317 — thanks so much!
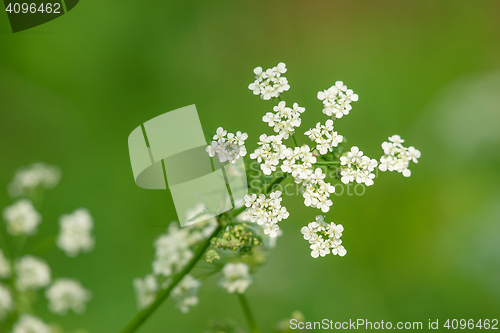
xmin=237 ymin=293 xmax=261 ymax=333
xmin=120 ymin=224 xmax=223 ymax=333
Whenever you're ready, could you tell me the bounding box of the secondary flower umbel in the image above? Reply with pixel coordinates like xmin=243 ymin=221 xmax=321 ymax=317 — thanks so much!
xmin=263 ymin=101 xmax=304 ymax=139
xmin=242 ymin=191 xmax=289 ymax=238
xmin=340 ymin=146 xmax=378 ymax=186
xmin=206 ymin=127 xmax=248 ymax=163
xmin=301 ymin=215 xmax=346 ymax=258
xmin=317 ymin=81 xmax=358 ymax=119
xmin=248 ymin=62 xmax=290 ymax=100
xmin=379 ymin=135 xmax=421 ymax=177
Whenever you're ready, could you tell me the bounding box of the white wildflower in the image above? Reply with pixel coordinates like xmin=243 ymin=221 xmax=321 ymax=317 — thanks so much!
xmin=2 ymin=199 xmax=42 ymax=236
xmin=152 ymin=223 xmax=194 ymax=277
xmin=206 ymin=127 xmax=248 ymax=163
xmin=317 ymin=81 xmax=358 ymax=119
xmin=57 ymin=208 xmax=95 ymax=257
xmin=340 ymin=146 xmax=378 ymax=186
xmin=219 ymin=263 xmax=252 ymax=294
xmin=0 ymin=283 xmax=14 ymax=320
xmin=300 ymin=215 xmax=346 ymax=258
xmin=11 ymin=314 xmax=50 ymax=333
xmin=379 ymin=135 xmax=420 ymax=177
xmin=133 ymin=274 xmax=158 ymax=310
xmin=0 ymin=249 xmax=11 ymax=279
xmin=14 ymin=255 xmax=51 ymax=291
xmin=8 ymin=162 xmax=61 ymax=198
xmin=280 ymin=145 xmax=317 ymax=180
xmin=248 ymin=62 xmax=290 ymax=100
xmin=171 ymin=274 xmax=201 ymax=313
xmin=242 ymin=190 xmax=289 ymax=238
xmin=263 ymin=101 xmax=305 ymax=139
xmin=45 ymin=278 xmax=92 ymax=315
xmin=300 ymin=169 xmax=335 ymax=213
xmin=305 ymin=119 xmax=343 ymax=155
xmin=250 ymin=134 xmax=291 ymax=175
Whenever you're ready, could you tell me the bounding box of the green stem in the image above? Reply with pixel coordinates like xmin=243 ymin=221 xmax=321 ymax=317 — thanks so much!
xmin=120 ymin=224 xmax=223 ymax=333
xmin=314 ymin=161 xmax=341 ymax=165
xmin=237 ymin=293 xmax=261 ymax=333
xmin=291 ymin=134 xmax=298 ymax=147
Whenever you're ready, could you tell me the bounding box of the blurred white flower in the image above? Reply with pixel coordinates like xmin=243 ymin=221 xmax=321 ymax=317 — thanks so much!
xmin=340 ymin=146 xmax=378 ymax=186
xmin=2 ymin=199 xmax=42 ymax=236
xmin=242 ymin=190 xmax=289 ymax=238
xmin=11 ymin=314 xmax=49 ymax=333
xmin=45 ymin=278 xmax=92 ymax=315
xmin=263 ymin=101 xmax=305 ymax=139
xmin=0 ymin=249 xmax=11 ymax=279
xmin=56 ymin=208 xmax=95 ymax=257
xmin=219 ymin=263 xmax=252 ymax=294
xmin=248 ymin=62 xmax=290 ymax=100
xmin=152 ymin=223 xmax=194 ymax=277
xmin=305 ymin=119 xmax=343 ymax=155
xmin=133 ymin=274 xmax=158 ymax=310
xmin=14 ymin=255 xmax=51 ymax=291
xmin=317 ymin=81 xmax=358 ymax=119
xmin=206 ymin=127 xmax=248 ymax=163
xmin=379 ymin=135 xmax=420 ymax=177
xmin=171 ymin=274 xmax=201 ymax=313
xmin=300 ymin=216 xmax=346 ymax=258
xmin=0 ymin=283 xmax=14 ymax=320
xmin=8 ymin=162 xmax=61 ymax=198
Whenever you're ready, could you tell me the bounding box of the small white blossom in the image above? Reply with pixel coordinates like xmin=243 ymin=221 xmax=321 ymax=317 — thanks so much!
xmin=14 ymin=255 xmax=51 ymax=291
xmin=8 ymin=162 xmax=61 ymax=198
xmin=250 ymin=134 xmax=291 ymax=175
xmin=317 ymin=81 xmax=358 ymax=119
xmin=0 ymin=249 xmax=11 ymax=279
xmin=152 ymin=223 xmax=194 ymax=277
xmin=379 ymin=135 xmax=420 ymax=177
xmin=305 ymin=119 xmax=343 ymax=155
xmin=299 ymin=169 xmax=336 ymax=213
xmin=280 ymin=145 xmax=317 ymax=180
xmin=340 ymin=146 xmax=378 ymax=186
xmin=45 ymin=278 xmax=92 ymax=315
xmin=171 ymin=274 xmax=201 ymax=313
xmin=263 ymin=101 xmax=305 ymax=139
xmin=57 ymin=208 xmax=95 ymax=257
xmin=300 ymin=216 xmax=346 ymax=258
xmin=219 ymin=263 xmax=252 ymax=294
xmin=0 ymin=283 xmax=14 ymax=320
xmin=206 ymin=127 xmax=248 ymax=163
xmin=133 ymin=274 xmax=158 ymax=310
xmin=11 ymin=314 xmax=50 ymax=333
xmin=248 ymin=62 xmax=290 ymax=100
xmin=2 ymin=199 xmax=42 ymax=236
xmin=242 ymin=191 xmax=289 ymax=238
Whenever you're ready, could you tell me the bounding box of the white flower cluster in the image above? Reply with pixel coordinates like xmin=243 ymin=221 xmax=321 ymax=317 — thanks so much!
xmin=317 ymin=81 xmax=358 ymax=119
xmin=0 ymin=283 xmax=13 ymax=320
xmin=242 ymin=191 xmax=289 ymax=238
xmin=171 ymin=274 xmax=201 ymax=313
xmin=11 ymin=314 xmax=50 ymax=333
xmin=14 ymin=255 xmax=51 ymax=292
xmin=206 ymin=127 xmax=248 ymax=163
xmin=0 ymin=249 xmax=11 ymax=279
xmin=263 ymin=101 xmax=304 ymax=139
xmin=305 ymin=119 xmax=343 ymax=155
xmin=57 ymin=208 xmax=95 ymax=257
xmin=301 ymin=216 xmax=346 ymax=258
xmin=379 ymin=135 xmax=421 ymax=177
xmin=248 ymin=62 xmax=290 ymax=100
xmin=45 ymin=278 xmax=92 ymax=315
xmin=340 ymin=146 xmax=378 ymax=186
xmin=134 ymin=219 xmax=217 ymax=312
xmin=219 ymin=262 xmax=252 ymax=294
xmin=2 ymin=199 xmax=42 ymax=236
xmin=8 ymin=162 xmax=61 ymax=198
xmin=300 ymin=169 xmax=336 ymax=213
xmin=250 ymin=134 xmax=290 ymax=175
xmin=133 ymin=274 xmax=158 ymax=310
xmin=281 ymin=145 xmax=317 ymax=180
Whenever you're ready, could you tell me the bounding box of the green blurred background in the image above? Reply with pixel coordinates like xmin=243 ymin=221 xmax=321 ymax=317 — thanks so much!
xmin=1 ymin=0 xmax=500 ymax=332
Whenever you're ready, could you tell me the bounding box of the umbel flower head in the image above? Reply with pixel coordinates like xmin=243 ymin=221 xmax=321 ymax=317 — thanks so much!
xmin=340 ymin=146 xmax=378 ymax=186
xmin=133 ymin=274 xmax=158 ymax=310
xmin=242 ymin=190 xmax=289 ymax=238
xmin=379 ymin=135 xmax=421 ymax=177
xmin=250 ymin=134 xmax=291 ymax=175
xmin=11 ymin=314 xmax=50 ymax=333
xmin=248 ymin=62 xmax=290 ymax=100
xmin=45 ymin=278 xmax=92 ymax=315
xmin=317 ymin=81 xmax=358 ymax=119
xmin=219 ymin=262 xmax=252 ymax=294
xmin=57 ymin=208 xmax=95 ymax=257
xmin=2 ymin=199 xmax=42 ymax=236
xmin=14 ymin=255 xmax=51 ymax=291
xmin=206 ymin=127 xmax=248 ymax=163
xmin=305 ymin=119 xmax=343 ymax=155
xmin=8 ymin=162 xmax=61 ymax=198
xmin=263 ymin=101 xmax=305 ymax=139
xmin=171 ymin=274 xmax=201 ymax=313
xmin=301 ymin=215 xmax=346 ymax=258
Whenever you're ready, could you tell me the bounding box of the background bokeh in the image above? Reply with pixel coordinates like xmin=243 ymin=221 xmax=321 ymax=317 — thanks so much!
xmin=1 ymin=0 xmax=500 ymax=332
